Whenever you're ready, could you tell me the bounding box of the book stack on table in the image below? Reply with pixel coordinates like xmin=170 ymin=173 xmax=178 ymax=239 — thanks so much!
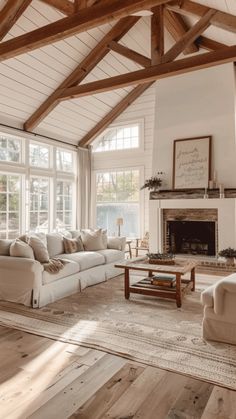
xmin=151 ymin=274 xmax=176 ymax=288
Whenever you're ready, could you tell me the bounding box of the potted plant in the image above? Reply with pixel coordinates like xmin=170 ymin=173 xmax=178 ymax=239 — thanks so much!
xmin=140 ymin=172 xmax=164 ymax=192
xmin=218 ymin=247 xmax=236 ymax=265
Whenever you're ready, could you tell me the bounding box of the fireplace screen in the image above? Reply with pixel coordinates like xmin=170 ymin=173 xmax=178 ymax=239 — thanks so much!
xmin=167 ymin=221 xmax=216 ymax=256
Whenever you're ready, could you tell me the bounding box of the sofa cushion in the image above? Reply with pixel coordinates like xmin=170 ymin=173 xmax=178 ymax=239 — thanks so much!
xmin=97 ymin=249 xmax=124 ymax=264
xmin=81 ymin=229 xmax=106 ymax=251
xmin=10 ymin=239 xmax=35 ymax=259
xmin=47 ymin=233 xmax=64 ymax=258
xmin=63 ymin=236 xmax=84 ymax=254
xmin=28 ymin=236 xmax=49 ymax=263
xmin=42 ymin=259 xmax=80 ymax=285
xmin=0 ymin=239 xmax=13 ymax=256
xmin=56 ymin=251 xmax=105 ymax=271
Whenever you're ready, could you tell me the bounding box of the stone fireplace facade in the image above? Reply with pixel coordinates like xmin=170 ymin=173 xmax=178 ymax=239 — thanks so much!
xmin=163 ymin=209 xmax=218 ymax=256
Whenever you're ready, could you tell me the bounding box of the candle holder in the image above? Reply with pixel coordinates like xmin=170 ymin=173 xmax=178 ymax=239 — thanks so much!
xmin=203 ymin=188 xmax=208 ymax=199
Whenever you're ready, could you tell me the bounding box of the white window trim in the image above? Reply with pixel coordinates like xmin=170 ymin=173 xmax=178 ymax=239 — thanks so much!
xmin=0 ymin=171 xmax=22 ymax=239
xmin=92 ymin=165 xmax=145 ymax=238
xmin=92 ymin=119 xmax=144 ymax=155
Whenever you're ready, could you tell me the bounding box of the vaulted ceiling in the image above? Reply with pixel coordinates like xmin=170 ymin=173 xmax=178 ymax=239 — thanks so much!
xmin=0 ymin=0 xmax=235 ymax=146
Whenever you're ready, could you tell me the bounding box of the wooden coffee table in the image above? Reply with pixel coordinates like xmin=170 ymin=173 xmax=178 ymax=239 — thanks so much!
xmin=115 ymin=257 xmax=197 ymax=307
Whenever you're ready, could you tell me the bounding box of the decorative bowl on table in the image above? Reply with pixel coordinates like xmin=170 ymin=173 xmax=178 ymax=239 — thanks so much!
xmin=147 ymin=252 xmax=175 ymax=265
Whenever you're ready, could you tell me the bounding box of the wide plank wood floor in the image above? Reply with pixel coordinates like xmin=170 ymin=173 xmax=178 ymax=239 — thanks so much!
xmin=0 ymin=325 xmax=236 ymax=419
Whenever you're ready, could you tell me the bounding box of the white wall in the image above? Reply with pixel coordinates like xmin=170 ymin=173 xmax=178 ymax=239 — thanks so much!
xmin=92 ymin=84 xmax=156 ymax=234
xmin=152 ymin=63 xmax=236 ymax=188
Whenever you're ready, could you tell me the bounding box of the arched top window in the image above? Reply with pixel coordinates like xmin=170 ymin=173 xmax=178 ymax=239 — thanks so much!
xmin=93 ymin=122 xmax=142 ymax=153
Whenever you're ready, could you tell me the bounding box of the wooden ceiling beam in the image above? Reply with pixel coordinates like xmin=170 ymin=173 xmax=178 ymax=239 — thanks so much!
xmin=57 ymin=45 xmax=236 ymax=100
xmin=162 ymin=9 xmax=216 ymax=63
xmin=40 ymin=0 xmax=74 ymax=15
xmin=108 ymin=41 xmax=151 ymax=68
xmin=24 ymin=16 xmax=139 ymax=131
xmin=167 ymin=0 xmax=236 ymax=34
xmin=79 ymin=83 xmax=154 ymax=147
xmin=151 ymin=5 xmax=164 ymax=64
xmin=164 ymin=9 xmax=198 ymax=55
xmin=197 ymin=36 xmax=227 ymax=52
xmin=0 ymin=0 xmax=171 ymax=61
xmin=0 ymin=0 xmax=32 ymax=41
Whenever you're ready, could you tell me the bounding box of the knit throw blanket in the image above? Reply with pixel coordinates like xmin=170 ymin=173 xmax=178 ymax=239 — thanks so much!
xmin=43 ymin=258 xmax=67 ymax=274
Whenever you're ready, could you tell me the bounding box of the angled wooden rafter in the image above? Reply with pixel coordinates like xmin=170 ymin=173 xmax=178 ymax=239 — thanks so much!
xmin=57 ymin=45 xmax=236 ymax=100
xmin=24 ymin=16 xmax=139 ymax=131
xmin=0 ymin=0 xmax=32 ymax=41
xmin=79 ymin=83 xmax=154 ymax=147
xmin=0 ymin=0 xmax=171 ymax=61
xmin=167 ymin=0 xmax=236 ymax=33
xmin=197 ymin=36 xmax=227 ymax=51
xmin=108 ymin=42 xmax=151 ymax=68
xmin=164 ymin=9 xmax=199 ymax=54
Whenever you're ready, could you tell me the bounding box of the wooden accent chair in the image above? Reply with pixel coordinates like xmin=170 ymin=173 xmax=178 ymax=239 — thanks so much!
xmin=134 ymin=232 xmax=149 ymax=256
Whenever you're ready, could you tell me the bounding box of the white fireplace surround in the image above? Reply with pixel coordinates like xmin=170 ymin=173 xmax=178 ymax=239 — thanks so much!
xmin=149 ymin=198 xmax=236 ymax=254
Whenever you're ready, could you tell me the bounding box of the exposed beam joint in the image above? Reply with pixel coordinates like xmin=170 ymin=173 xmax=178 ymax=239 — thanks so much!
xmin=0 ymin=0 xmax=171 ymax=61
xmin=108 ymin=41 xmax=151 ymax=68
xmin=0 ymin=0 xmax=32 ymax=41
xmin=79 ymin=83 xmax=154 ymax=147
xmin=197 ymin=36 xmax=227 ymax=51
xmin=167 ymin=0 xmax=236 ymax=34
xmin=24 ymin=16 xmax=139 ymax=131
xmin=57 ymin=45 xmax=236 ymax=100
xmin=162 ymin=8 xmax=216 ymax=63
xmin=164 ymin=9 xmax=198 ymax=55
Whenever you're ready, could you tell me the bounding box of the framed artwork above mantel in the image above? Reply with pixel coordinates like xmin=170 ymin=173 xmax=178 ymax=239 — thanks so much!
xmin=172 ymin=136 xmax=212 ymax=189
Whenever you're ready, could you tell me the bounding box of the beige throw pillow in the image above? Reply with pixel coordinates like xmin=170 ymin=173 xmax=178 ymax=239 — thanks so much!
xmin=28 ymin=236 xmax=49 ymax=263
xmin=10 ymin=239 xmax=35 ymax=259
xmin=81 ymin=229 xmax=106 ymax=251
xmin=0 ymin=239 xmax=13 ymax=256
xmin=63 ymin=236 xmax=84 ymax=254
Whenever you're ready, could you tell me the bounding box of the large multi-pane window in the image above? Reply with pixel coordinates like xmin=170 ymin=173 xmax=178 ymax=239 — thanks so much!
xmin=0 ymin=174 xmax=21 ymax=238
xmin=0 ymin=130 xmax=76 ymax=238
xmin=96 ymin=169 xmax=140 ymax=237
xmin=0 ymin=134 xmax=21 ymax=163
xmin=56 ymin=180 xmax=73 ymax=230
xmin=93 ymin=123 xmax=141 ymax=153
xmin=29 ymin=177 xmax=49 ymax=233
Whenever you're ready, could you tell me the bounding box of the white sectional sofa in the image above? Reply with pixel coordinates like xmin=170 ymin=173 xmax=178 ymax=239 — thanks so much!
xmin=0 ymin=232 xmax=126 ymax=308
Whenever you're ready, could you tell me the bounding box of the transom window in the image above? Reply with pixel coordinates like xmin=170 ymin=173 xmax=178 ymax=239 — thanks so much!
xmin=0 ymin=134 xmax=21 ymax=163
xmin=0 ymin=174 xmax=21 ymax=239
xmin=29 ymin=142 xmax=50 ymax=169
xmin=93 ymin=123 xmax=140 ymax=153
xmin=96 ymin=169 xmax=140 ymax=237
xmin=56 ymin=149 xmax=74 ymax=172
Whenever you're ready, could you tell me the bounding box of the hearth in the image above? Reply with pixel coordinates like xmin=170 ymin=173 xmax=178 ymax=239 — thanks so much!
xmin=167 ymin=220 xmax=216 ymax=256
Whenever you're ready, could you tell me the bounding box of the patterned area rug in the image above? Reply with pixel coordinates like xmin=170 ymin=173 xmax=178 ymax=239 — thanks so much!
xmin=0 ymin=274 xmax=236 ymax=390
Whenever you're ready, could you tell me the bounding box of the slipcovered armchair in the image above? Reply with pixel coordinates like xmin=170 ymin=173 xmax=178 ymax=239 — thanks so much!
xmin=201 ymin=273 xmax=236 ymax=345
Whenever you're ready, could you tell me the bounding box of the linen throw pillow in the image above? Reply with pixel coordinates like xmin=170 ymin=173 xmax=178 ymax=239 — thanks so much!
xmin=81 ymin=228 xmax=106 ymax=251
xmin=10 ymin=239 xmax=35 ymax=259
xmin=0 ymin=239 xmax=13 ymax=256
xmin=28 ymin=236 xmax=50 ymax=263
xmin=63 ymin=236 xmax=84 ymax=254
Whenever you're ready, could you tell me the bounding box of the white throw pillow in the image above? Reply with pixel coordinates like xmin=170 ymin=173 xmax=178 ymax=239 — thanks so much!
xmin=81 ymin=228 xmax=106 ymax=251
xmin=28 ymin=236 xmax=49 ymax=263
xmin=10 ymin=239 xmax=35 ymax=259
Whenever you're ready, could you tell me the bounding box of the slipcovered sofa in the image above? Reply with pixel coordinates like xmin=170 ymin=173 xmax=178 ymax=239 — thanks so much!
xmin=201 ymin=273 xmax=236 ymax=345
xmin=0 ymin=231 xmax=126 ymax=308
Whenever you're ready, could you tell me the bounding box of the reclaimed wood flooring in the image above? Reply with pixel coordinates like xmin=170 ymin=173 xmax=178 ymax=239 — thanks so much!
xmin=0 ymin=325 xmax=236 ymax=419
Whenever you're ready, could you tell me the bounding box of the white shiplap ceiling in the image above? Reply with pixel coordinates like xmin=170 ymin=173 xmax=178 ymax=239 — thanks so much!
xmin=0 ymin=0 xmax=235 ymax=145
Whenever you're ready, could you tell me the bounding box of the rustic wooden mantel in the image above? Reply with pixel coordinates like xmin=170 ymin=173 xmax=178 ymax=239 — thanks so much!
xmin=150 ymin=188 xmax=236 ymax=200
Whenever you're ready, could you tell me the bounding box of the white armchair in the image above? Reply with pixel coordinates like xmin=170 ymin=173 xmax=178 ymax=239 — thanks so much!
xmin=201 ymin=273 xmax=236 ymax=344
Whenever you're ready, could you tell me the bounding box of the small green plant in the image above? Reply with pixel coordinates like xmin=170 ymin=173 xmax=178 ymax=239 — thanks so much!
xmin=140 ymin=172 xmax=164 ymax=190
xmin=218 ymin=247 xmax=236 ymax=258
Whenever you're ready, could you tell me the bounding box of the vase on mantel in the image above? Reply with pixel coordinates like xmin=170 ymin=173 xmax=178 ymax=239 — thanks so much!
xmin=226 ymin=257 xmax=235 ymax=266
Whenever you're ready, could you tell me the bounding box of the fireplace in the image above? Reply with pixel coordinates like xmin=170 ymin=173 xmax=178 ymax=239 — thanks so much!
xmin=167 ymin=220 xmax=216 ymax=256
xmin=163 ymin=209 xmax=218 ymax=256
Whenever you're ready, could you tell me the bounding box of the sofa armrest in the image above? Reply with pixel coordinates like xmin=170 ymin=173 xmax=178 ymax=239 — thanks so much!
xmin=107 ymin=236 xmax=126 ymax=251
xmin=0 ymin=256 xmax=43 ymax=273
xmin=201 ymin=285 xmax=215 ymax=308
xmin=214 ymin=273 xmax=236 ymax=315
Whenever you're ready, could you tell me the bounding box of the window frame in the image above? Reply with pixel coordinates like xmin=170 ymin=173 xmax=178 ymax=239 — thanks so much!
xmin=0 ymin=171 xmax=23 ymax=239
xmin=92 ymin=119 xmax=144 ymax=155
xmin=93 ymin=166 xmax=144 ymax=238
xmin=0 ymin=132 xmax=24 ymax=166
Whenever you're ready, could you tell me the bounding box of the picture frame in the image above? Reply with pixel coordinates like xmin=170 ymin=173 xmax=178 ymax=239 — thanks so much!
xmin=173 ymin=136 xmax=212 ymax=189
